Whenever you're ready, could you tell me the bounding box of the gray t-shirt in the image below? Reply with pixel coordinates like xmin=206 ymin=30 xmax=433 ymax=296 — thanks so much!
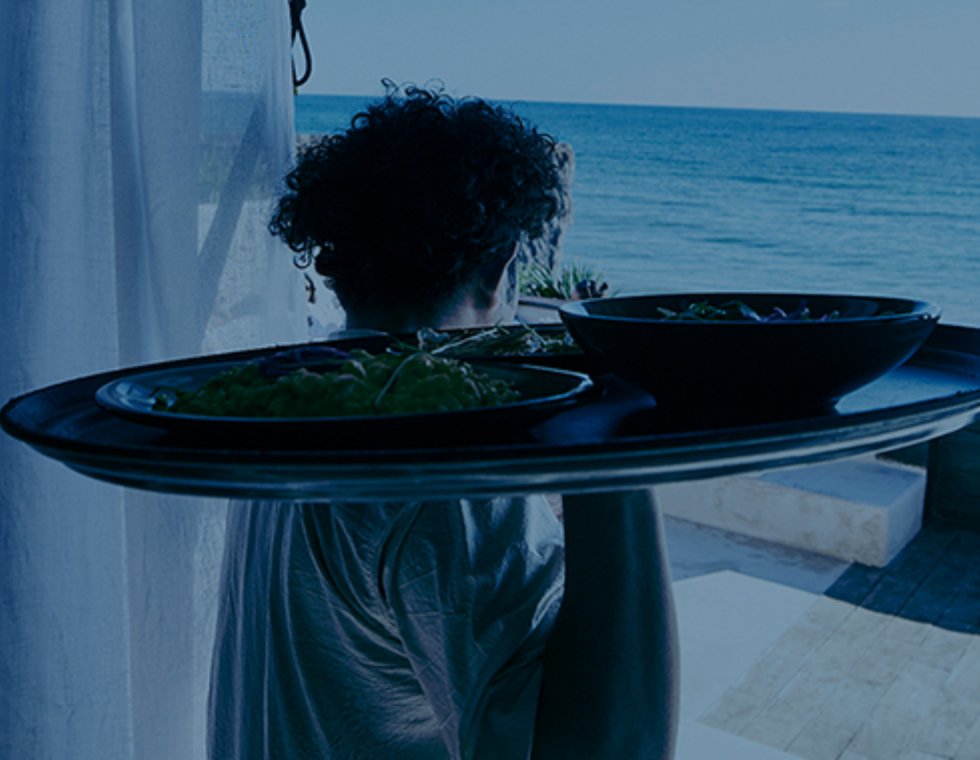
xmin=208 ymin=497 xmax=565 ymax=760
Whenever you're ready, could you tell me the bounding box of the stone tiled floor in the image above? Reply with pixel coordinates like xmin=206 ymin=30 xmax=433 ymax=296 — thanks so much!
xmin=828 ymin=521 xmax=980 ymax=635
xmin=687 ymin=517 xmax=980 ymax=760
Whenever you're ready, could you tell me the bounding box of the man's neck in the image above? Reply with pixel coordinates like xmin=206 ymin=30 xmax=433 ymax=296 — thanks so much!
xmin=346 ymin=291 xmax=513 ymax=334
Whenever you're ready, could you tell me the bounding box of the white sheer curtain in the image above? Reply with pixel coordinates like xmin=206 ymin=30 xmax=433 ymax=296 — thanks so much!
xmin=0 ymin=0 xmax=312 ymax=757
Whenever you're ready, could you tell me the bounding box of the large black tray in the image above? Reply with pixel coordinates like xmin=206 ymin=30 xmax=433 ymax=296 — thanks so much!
xmin=4 ymin=325 xmax=980 ymax=500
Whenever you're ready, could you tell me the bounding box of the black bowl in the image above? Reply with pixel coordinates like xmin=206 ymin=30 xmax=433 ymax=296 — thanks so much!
xmin=560 ymin=292 xmax=941 ymax=425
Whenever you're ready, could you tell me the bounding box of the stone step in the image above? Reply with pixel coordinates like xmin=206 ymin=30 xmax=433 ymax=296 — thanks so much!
xmin=655 ymin=455 xmax=926 ymax=567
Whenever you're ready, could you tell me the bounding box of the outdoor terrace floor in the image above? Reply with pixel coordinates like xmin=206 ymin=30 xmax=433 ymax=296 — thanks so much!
xmin=666 ymin=513 xmax=980 ymax=760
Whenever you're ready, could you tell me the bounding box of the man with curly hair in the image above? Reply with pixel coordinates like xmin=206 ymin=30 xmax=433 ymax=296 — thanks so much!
xmin=271 ymin=84 xmax=565 ymax=331
xmin=208 ymin=84 xmax=678 ymax=760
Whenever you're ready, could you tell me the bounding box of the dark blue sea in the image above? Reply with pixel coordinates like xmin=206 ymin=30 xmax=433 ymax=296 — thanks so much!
xmin=296 ymin=96 xmax=980 ymax=326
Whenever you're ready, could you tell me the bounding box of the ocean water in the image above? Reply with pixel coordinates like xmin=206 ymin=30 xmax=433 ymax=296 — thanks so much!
xmin=296 ymin=96 xmax=980 ymax=326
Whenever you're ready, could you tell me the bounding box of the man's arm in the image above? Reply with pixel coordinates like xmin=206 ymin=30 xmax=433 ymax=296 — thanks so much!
xmin=532 ymin=489 xmax=680 ymax=760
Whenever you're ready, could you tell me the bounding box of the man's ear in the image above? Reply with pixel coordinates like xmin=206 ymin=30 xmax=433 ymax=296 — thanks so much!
xmin=474 ymin=243 xmax=519 ymax=309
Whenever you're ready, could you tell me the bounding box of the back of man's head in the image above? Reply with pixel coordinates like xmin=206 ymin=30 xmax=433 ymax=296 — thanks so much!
xmin=270 ymin=82 xmax=560 ymax=327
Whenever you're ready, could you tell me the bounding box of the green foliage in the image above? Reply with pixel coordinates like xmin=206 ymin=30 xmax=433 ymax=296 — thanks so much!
xmin=519 ymin=260 xmax=614 ymax=300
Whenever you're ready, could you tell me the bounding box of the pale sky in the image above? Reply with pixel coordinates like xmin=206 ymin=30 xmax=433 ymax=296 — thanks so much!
xmin=298 ymin=0 xmax=980 ymax=118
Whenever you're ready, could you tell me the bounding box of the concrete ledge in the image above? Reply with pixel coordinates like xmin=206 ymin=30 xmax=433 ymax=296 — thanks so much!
xmin=655 ymin=456 xmax=926 ymax=567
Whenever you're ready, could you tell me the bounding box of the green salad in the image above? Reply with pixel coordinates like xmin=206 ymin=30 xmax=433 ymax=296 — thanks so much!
xmin=656 ymin=299 xmax=841 ymax=322
xmin=415 ymin=324 xmax=581 ymax=357
xmin=152 ymin=349 xmax=521 ymax=418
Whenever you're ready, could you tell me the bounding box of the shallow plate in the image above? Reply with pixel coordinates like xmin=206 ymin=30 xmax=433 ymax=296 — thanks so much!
xmin=94 ymin=357 xmax=595 ymax=448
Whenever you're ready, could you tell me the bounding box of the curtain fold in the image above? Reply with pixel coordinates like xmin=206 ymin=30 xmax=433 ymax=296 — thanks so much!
xmin=1 ymin=0 xmax=307 ymax=756
xmin=110 ymin=0 xmax=205 ymax=362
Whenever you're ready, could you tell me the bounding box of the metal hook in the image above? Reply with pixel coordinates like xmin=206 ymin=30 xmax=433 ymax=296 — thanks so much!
xmin=289 ymin=0 xmax=313 ymax=91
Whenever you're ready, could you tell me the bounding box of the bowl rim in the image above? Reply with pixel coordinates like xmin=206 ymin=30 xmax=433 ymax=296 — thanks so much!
xmin=559 ymin=292 xmax=942 ymax=324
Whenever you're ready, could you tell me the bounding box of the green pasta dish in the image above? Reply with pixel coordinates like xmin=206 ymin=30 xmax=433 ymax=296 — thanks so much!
xmin=152 ymin=348 xmax=521 ymax=418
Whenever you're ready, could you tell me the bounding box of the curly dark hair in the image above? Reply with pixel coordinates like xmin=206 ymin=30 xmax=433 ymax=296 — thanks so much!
xmin=269 ymin=82 xmax=560 ymax=325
